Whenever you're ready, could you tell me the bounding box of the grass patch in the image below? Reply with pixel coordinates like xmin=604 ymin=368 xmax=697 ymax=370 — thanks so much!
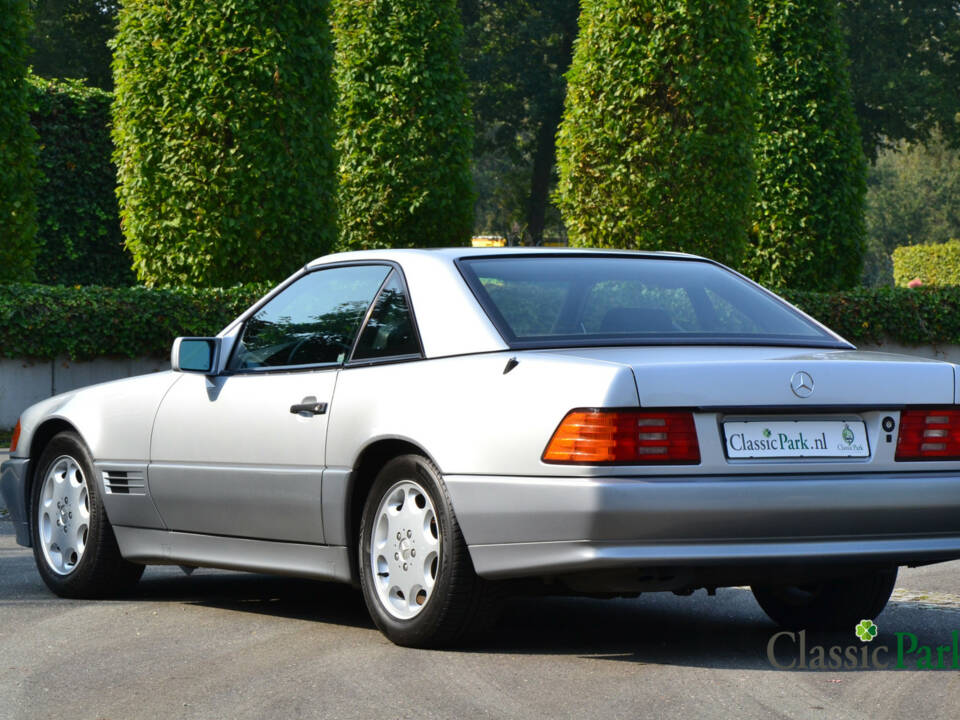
xmin=0 ymin=428 xmax=12 ymax=448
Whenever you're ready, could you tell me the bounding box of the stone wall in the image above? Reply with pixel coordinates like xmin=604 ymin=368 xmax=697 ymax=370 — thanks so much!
xmin=0 ymin=356 xmax=168 ymax=427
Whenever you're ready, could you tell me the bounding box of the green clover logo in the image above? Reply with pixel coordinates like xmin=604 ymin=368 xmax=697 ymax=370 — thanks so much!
xmin=762 ymin=428 xmax=772 ymax=438
xmin=855 ymin=619 xmax=878 ymax=642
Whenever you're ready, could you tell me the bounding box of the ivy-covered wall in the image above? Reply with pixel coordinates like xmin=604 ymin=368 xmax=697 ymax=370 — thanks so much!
xmin=555 ymin=0 xmax=755 ymax=268
xmin=1 ymin=283 xmax=958 ymax=362
xmin=0 ymin=0 xmax=39 ymax=283
xmin=112 ymin=0 xmax=338 ymax=286
xmin=28 ymin=76 xmax=134 ymax=287
xmin=334 ymin=0 xmax=474 ymax=249
xmin=746 ymin=0 xmax=867 ymax=291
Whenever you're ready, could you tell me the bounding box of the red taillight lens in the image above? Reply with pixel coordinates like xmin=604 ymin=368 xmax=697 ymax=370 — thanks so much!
xmin=896 ymin=409 xmax=960 ymax=460
xmin=9 ymin=419 xmax=20 ymax=453
xmin=542 ymin=409 xmax=700 ymax=464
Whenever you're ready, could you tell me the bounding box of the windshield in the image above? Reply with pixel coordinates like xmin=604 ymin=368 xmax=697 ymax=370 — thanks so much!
xmin=458 ymin=255 xmax=845 ymax=349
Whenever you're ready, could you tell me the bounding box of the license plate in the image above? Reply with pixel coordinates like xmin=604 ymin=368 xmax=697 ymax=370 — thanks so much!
xmin=723 ymin=420 xmax=869 ymax=459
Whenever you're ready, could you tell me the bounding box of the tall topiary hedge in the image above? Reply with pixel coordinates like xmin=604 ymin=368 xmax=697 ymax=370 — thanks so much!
xmin=746 ymin=0 xmax=867 ymax=291
xmin=112 ymin=0 xmax=337 ymax=287
xmin=28 ymin=76 xmax=134 ymax=286
xmin=554 ymin=0 xmax=755 ymax=268
xmin=0 ymin=0 xmax=38 ymax=283
xmin=334 ymin=0 xmax=474 ymax=249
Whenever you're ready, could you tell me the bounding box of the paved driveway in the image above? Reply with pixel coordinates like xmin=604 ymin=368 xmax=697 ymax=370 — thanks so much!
xmin=2 ymin=511 xmax=959 ymax=720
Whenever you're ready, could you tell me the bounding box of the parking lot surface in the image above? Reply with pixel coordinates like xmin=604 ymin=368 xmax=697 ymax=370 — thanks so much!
xmin=2 ymin=509 xmax=960 ymax=719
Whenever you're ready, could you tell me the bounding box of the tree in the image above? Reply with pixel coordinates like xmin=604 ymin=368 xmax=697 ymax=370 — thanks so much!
xmin=862 ymin=133 xmax=960 ymax=286
xmin=555 ymin=0 xmax=755 ymax=267
xmin=112 ymin=0 xmax=337 ymax=287
xmin=0 ymin=0 xmax=39 ymax=283
xmin=839 ymin=0 xmax=960 ymax=161
xmin=29 ymin=0 xmax=118 ymax=90
xmin=746 ymin=0 xmax=867 ymax=291
xmin=461 ymin=0 xmax=578 ymax=244
xmin=334 ymin=0 xmax=473 ymax=250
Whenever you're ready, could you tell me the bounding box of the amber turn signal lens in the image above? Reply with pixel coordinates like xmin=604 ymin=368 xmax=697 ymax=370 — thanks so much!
xmin=542 ymin=409 xmax=700 ymax=464
xmin=896 ymin=409 xmax=960 ymax=460
xmin=9 ymin=419 xmax=20 ymax=453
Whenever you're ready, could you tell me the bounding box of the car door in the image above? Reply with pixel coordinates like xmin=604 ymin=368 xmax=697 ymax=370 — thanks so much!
xmin=148 ymin=263 xmax=392 ymax=544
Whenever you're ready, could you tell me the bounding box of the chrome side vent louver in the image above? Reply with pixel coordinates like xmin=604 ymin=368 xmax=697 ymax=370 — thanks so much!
xmin=102 ymin=470 xmax=146 ymax=496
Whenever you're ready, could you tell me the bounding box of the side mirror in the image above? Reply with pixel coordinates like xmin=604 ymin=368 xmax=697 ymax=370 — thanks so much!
xmin=171 ymin=337 xmax=221 ymax=374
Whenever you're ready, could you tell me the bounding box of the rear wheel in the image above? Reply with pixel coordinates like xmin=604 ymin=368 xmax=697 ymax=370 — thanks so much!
xmin=31 ymin=431 xmax=144 ymax=597
xmin=358 ymin=454 xmax=501 ymax=647
xmin=752 ymin=568 xmax=897 ymax=631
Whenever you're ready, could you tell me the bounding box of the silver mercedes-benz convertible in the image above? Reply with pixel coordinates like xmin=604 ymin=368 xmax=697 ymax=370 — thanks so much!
xmin=4 ymin=248 xmax=960 ymax=646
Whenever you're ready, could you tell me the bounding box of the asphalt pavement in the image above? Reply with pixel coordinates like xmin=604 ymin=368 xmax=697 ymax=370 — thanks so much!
xmin=2 ymin=508 xmax=960 ymax=720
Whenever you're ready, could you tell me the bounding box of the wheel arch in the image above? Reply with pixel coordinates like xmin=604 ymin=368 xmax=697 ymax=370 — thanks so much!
xmin=345 ymin=437 xmax=439 ymax=584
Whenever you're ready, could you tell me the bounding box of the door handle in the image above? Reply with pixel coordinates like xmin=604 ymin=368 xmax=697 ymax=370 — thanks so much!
xmin=290 ymin=402 xmax=327 ymax=415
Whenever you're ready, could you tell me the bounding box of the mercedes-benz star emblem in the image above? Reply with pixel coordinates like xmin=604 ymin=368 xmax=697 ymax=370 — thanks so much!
xmin=790 ymin=371 xmax=814 ymax=398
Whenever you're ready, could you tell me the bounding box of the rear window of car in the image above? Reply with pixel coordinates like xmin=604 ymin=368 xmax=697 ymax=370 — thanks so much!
xmin=458 ymin=255 xmax=845 ymax=348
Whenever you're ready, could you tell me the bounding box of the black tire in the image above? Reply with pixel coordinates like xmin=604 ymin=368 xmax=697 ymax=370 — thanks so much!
xmin=30 ymin=431 xmax=144 ymax=598
xmin=358 ymin=454 xmax=501 ymax=648
xmin=752 ymin=567 xmax=898 ymax=631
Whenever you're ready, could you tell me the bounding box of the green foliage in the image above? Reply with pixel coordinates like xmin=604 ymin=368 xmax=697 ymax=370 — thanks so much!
xmin=839 ymin=0 xmax=960 ymax=160
xmin=112 ymin=0 xmax=337 ymax=287
xmin=747 ymin=0 xmax=867 ymax=291
xmin=0 ymin=0 xmax=39 ymax=283
xmin=782 ymin=286 xmax=960 ymax=346
xmin=27 ymin=76 xmax=133 ymax=286
xmin=891 ymin=242 xmax=960 ymax=288
xmin=555 ymin=0 xmax=755 ymax=268
xmin=862 ymin=135 xmax=960 ymax=286
xmin=461 ymin=0 xmax=578 ymax=243
xmin=29 ymin=0 xmax=118 ymax=90
xmin=4 ymin=282 xmax=960 ymax=361
xmin=334 ymin=0 xmax=474 ymax=249
xmin=0 ymin=283 xmax=268 ymax=360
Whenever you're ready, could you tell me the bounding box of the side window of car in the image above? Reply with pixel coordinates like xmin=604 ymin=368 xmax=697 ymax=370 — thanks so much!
xmin=230 ymin=265 xmax=391 ymax=370
xmin=352 ymin=271 xmax=422 ymax=361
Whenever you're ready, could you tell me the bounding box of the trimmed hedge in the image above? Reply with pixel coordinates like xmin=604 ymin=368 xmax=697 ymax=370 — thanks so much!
xmin=0 ymin=0 xmax=39 ymax=283
xmin=555 ymin=0 xmax=755 ymax=268
xmin=3 ymin=283 xmax=960 ymax=362
xmin=746 ymin=0 xmax=867 ymax=291
xmin=28 ymin=76 xmax=134 ymax=287
xmin=892 ymin=241 xmax=960 ymax=287
xmin=334 ymin=0 xmax=474 ymax=249
xmin=112 ymin=0 xmax=338 ymax=287
xmin=781 ymin=286 xmax=960 ymax=346
xmin=0 ymin=283 xmax=268 ymax=361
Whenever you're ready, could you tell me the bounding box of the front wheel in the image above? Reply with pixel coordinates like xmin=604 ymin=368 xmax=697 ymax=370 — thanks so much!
xmin=752 ymin=568 xmax=897 ymax=631
xmin=358 ymin=454 xmax=500 ymax=647
xmin=31 ymin=431 xmax=144 ymax=598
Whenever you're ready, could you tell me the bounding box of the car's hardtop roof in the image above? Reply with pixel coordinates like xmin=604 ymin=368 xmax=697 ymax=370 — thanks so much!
xmin=305 ymin=246 xmax=705 ymax=268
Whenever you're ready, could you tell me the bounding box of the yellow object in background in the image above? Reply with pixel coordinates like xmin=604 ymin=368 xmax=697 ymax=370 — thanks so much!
xmin=471 ymin=236 xmax=507 ymax=248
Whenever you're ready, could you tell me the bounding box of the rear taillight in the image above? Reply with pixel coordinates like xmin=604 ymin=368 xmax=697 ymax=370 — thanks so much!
xmin=896 ymin=409 xmax=960 ymax=460
xmin=542 ymin=409 xmax=700 ymax=464
xmin=9 ymin=419 xmax=19 ymax=453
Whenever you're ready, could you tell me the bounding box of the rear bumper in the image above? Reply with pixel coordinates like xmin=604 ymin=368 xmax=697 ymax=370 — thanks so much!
xmin=443 ymin=471 xmax=960 ymax=579
xmin=0 ymin=458 xmax=30 ymax=547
